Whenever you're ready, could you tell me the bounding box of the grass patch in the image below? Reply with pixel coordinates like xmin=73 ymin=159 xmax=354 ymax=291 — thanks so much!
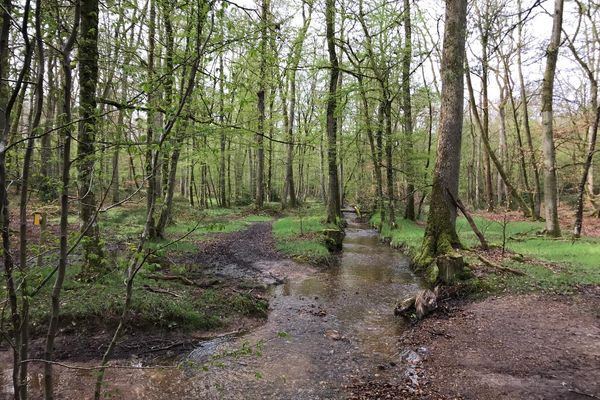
xmin=370 ymin=212 xmax=424 ymax=254
xmin=371 ymin=212 xmax=600 ymax=295
xmin=13 ymin=263 xmax=268 ymax=335
xmin=272 ymin=204 xmax=335 ymax=265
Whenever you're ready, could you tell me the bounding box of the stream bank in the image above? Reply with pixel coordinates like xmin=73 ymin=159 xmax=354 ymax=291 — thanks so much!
xmin=2 ymin=213 xmax=426 ymax=399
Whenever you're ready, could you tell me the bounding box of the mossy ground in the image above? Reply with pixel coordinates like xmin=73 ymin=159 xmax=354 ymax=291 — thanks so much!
xmin=371 ymin=211 xmax=600 ymax=295
xmin=2 ymin=199 xmax=276 ymax=337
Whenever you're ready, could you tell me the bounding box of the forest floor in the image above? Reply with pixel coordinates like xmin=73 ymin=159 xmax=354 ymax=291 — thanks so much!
xmin=395 ymin=289 xmax=600 ymax=400
xmin=1 ymin=203 xmax=599 ymax=399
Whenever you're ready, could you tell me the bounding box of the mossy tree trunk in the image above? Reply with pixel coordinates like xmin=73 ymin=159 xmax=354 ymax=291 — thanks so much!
xmin=78 ymin=0 xmax=105 ymax=273
xmin=255 ymin=0 xmax=268 ymax=209
xmin=325 ymin=0 xmax=341 ymax=223
xmin=415 ymin=0 xmax=467 ymax=281
xmin=402 ymin=0 xmax=415 ymax=221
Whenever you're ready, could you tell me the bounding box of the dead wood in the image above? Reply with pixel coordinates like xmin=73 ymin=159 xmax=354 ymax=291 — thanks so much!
xmin=146 ymin=274 xmax=219 ymax=287
xmin=477 ymin=254 xmax=526 ymax=276
xmin=142 ymin=285 xmax=180 ymax=297
xmin=447 ymin=188 xmax=489 ymax=250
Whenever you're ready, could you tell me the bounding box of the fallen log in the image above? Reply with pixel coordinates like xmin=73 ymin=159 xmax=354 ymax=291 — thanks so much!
xmin=477 ymin=254 xmax=526 ymax=276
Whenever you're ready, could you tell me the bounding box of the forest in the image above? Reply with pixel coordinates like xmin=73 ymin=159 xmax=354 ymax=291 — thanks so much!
xmin=1 ymin=0 xmax=599 ymax=398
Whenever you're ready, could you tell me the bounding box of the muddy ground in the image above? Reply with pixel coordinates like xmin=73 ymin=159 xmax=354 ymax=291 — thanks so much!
xmin=2 ymin=219 xmax=599 ymax=399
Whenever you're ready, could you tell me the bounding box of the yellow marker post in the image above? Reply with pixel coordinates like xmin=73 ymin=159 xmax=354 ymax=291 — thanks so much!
xmin=33 ymin=212 xmax=47 ymax=267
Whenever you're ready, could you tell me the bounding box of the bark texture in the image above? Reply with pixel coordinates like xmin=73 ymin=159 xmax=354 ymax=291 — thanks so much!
xmin=415 ymin=0 xmax=467 ymax=284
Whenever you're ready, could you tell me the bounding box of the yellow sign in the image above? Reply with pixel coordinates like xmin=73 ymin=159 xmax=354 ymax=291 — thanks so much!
xmin=33 ymin=212 xmax=42 ymax=226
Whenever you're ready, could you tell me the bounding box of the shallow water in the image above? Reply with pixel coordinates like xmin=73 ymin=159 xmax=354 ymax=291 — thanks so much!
xmin=3 ymin=213 xmax=422 ymax=399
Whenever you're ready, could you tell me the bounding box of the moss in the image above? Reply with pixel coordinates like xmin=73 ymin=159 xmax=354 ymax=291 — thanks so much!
xmin=425 ymin=263 xmax=439 ymax=285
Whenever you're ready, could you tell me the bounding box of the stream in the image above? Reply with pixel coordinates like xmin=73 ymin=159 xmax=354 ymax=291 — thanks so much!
xmin=5 ymin=213 xmax=423 ymax=399
xmin=135 ymin=212 xmax=423 ymax=399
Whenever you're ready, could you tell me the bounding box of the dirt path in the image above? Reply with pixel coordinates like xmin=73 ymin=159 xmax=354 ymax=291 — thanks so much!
xmin=395 ymin=292 xmax=600 ymax=399
xmin=191 ymin=222 xmax=309 ymax=285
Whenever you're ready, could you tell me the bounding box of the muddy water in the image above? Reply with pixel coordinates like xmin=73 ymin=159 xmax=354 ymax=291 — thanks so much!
xmin=6 ymin=214 xmax=422 ymax=400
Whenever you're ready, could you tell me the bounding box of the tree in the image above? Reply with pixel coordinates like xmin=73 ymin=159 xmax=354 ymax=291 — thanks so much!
xmin=282 ymin=1 xmax=312 ymax=209
xmin=78 ymin=0 xmax=105 ymax=273
xmin=566 ymin=1 xmax=600 ymax=237
xmin=541 ymin=0 xmax=564 ymax=237
xmin=403 ymin=0 xmax=415 ymax=221
xmin=255 ymin=0 xmax=268 ymax=208
xmin=414 ymin=0 xmax=468 ymax=282
xmin=325 ymin=0 xmax=341 ymax=223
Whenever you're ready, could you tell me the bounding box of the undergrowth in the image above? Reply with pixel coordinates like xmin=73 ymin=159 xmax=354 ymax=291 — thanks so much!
xmin=371 ymin=212 xmax=600 ymax=295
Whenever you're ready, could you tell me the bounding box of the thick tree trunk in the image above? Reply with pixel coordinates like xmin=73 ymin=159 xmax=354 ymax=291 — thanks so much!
xmin=541 ymin=0 xmax=564 ymax=237
xmin=415 ymin=0 xmax=467 ymax=283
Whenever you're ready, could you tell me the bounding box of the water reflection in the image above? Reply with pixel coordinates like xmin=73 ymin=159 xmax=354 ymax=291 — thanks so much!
xmin=275 ymin=212 xmax=420 ymax=356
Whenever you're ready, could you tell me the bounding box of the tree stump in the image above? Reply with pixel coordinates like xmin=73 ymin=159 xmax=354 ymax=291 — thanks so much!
xmin=323 ymin=228 xmax=344 ymax=252
xmin=435 ymin=253 xmax=464 ymax=284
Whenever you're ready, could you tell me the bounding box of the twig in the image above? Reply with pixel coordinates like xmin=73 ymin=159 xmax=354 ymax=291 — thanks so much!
xmin=142 ymin=285 xmax=180 ymax=297
xmin=21 ymin=358 xmax=176 ymax=370
xmin=567 ymin=389 xmax=600 ymax=399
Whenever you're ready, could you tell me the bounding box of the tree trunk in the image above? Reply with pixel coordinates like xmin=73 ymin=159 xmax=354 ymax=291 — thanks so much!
xmin=78 ymin=0 xmax=105 ymax=273
xmin=517 ymin=0 xmax=541 ymax=219
xmin=466 ymin=65 xmax=532 ymax=217
xmin=566 ymin=22 xmax=599 ymax=237
xmin=403 ymin=0 xmax=415 ymax=220
xmin=17 ymin=3 xmax=44 ymax=396
xmin=541 ymin=0 xmax=564 ymax=237
xmin=255 ymin=0 xmax=268 ymax=208
xmin=44 ymin=5 xmax=79 ymax=397
xmin=218 ymin=17 xmax=227 ymax=207
xmin=415 ymin=0 xmax=467 ymax=284
xmin=143 ymin=0 xmax=157 ymax=240
xmin=325 ymin=0 xmax=341 ymax=223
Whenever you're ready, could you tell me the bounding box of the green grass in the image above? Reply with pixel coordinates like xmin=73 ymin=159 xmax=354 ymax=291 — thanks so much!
xmin=4 ymin=200 xmax=280 ymax=336
xmin=272 ymin=204 xmax=336 ymax=265
xmin=15 ymin=263 xmax=268 ymax=335
xmin=371 ymin=212 xmax=600 ymax=295
xmin=370 ymin=212 xmax=424 ymax=253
